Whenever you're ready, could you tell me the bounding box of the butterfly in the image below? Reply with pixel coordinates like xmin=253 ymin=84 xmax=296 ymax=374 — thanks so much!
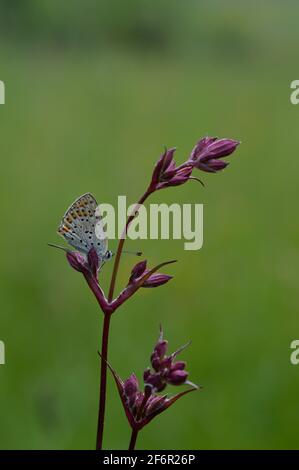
xmin=57 ymin=192 xmax=113 ymax=265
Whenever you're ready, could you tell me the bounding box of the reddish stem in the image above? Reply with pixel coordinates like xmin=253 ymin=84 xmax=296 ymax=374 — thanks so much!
xmin=83 ymin=272 xmax=112 ymax=314
xmin=128 ymin=429 xmax=139 ymax=451
xmin=96 ymin=313 xmax=111 ymax=450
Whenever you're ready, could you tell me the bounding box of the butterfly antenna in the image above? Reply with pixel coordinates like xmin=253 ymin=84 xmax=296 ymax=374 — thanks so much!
xmin=47 ymin=243 xmax=69 ymax=253
xmin=123 ymin=250 xmax=142 ymax=256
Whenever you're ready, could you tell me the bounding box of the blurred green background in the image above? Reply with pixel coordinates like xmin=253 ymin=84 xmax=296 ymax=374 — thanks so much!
xmin=0 ymin=0 xmax=299 ymax=450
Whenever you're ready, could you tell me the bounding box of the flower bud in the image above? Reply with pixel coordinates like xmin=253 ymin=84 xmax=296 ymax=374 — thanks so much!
xmin=129 ymin=260 xmax=147 ymax=283
xmin=167 ymin=369 xmax=188 ymax=385
xmin=124 ymin=374 xmax=139 ymax=408
xmin=143 ymin=368 xmax=151 ymax=382
xmin=124 ymin=373 xmax=139 ymax=397
xmin=149 ymin=148 xmax=193 ymax=191
xmin=154 ymin=340 xmax=168 ymax=360
xmin=190 ymin=137 xmax=240 ymax=173
xmin=107 ymin=333 xmax=198 ymax=433
xmin=170 ymin=361 xmax=186 ymax=371
xmin=150 ymin=352 xmax=161 ymax=372
xmin=142 ymin=273 xmax=173 ymax=288
xmin=145 ymin=395 xmax=167 ymax=417
xmin=144 ymin=371 xmax=166 ymax=392
xmin=160 ymin=355 xmax=173 ymax=370
xmin=66 ymin=251 xmax=87 ymax=273
xmin=87 ymin=247 xmax=99 ymax=278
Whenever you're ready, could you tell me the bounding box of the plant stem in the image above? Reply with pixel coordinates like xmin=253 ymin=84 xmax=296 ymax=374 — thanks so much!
xmin=128 ymin=429 xmax=139 ymax=451
xmin=108 ymin=190 xmax=151 ymax=302
xmin=96 ymin=313 xmax=111 ymax=450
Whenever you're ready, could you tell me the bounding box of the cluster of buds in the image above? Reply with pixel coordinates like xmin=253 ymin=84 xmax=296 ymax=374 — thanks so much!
xmin=106 ymin=328 xmax=198 ymax=432
xmin=143 ymin=327 xmax=190 ymax=392
xmin=149 ymin=148 xmax=193 ymax=191
xmin=64 ymin=253 xmax=174 ymax=291
xmin=188 ymin=136 xmax=240 ymax=173
xmin=148 ymin=136 xmax=239 ymax=192
xmin=129 ymin=260 xmax=173 ymax=288
xmin=60 ymin=252 xmax=177 ymax=315
xmin=48 ymin=244 xmax=102 ymax=282
xmin=66 ymin=247 xmax=100 ymax=278
xmin=123 ymin=374 xmax=168 ymax=424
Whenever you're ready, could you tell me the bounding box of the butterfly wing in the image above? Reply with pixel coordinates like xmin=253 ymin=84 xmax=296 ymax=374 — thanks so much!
xmin=58 ymin=193 xmax=108 ymax=259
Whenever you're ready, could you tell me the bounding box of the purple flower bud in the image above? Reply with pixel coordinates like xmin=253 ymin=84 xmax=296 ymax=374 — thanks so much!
xmin=160 ymin=355 xmax=173 ymax=370
xmin=132 ymin=391 xmax=145 ymax=415
xmin=162 ymin=148 xmax=176 ymax=173
xmin=129 ymin=260 xmax=147 ymax=283
xmin=167 ymin=369 xmax=188 ymax=386
xmin=154 ymin=340 xmax=168 ymax=359
xmin=161 ymin=165 xmax=193 ymax=187
xmin=66 ymin=251 xmax=87 ymax=273
xmin=143 ymin=368 xmax=151 ymax=382
xmin=143 ymin=328 xmax=194 ymax=392
xmin=198 ymin=159 xmax=229 ymax=173
xmin=190 ymin=136 xmax=217 ymax=157
xmin=149 ymin=148 xmax=193 ymax=191
xmin=124 ymin=373 xmax=139 ymax=397
xmin=190 ymin=137 xmax=240 ymax=173
xmin=145 ymin=395 xmax=167 ymax=417
xmin=150 ymin=352 xmax=162 ymax=372
xmin=151 ymin=349 xmax=170 ymax=372
xmin=65 ymin=248 xmax=101 ymax=279
xmin=124 ymin=373 xmax=139 ymax=408
xmin=191 ymin=137 xmax=239 ymax=161
xmin=150 ymin=148 xmax=176 ymax=189
xmin=142 ymin=273 xmax=173 ymax=288
xmin=170 ymin=361 xmax=186 ymax=371
xmin=106 ymin=341 xmax=198 ymax=432
xmin=87 ymin=247 xmax=99 ymax=278
xmin=144 ymin=372 xmax=166 ymax=392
